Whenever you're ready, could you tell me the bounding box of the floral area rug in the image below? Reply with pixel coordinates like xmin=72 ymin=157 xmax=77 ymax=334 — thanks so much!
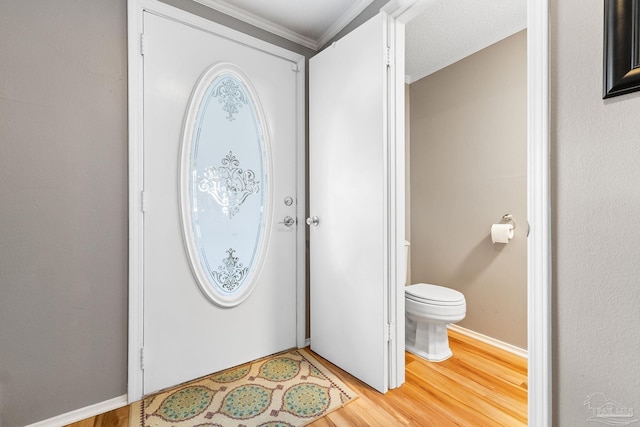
xmin=129 ymin=348 xmax=357 ymax=427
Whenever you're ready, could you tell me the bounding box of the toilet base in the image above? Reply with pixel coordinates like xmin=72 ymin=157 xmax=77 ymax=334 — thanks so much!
xmin=405 ymin=319 xmax=453 ymax=362
xmin=406 ymin=343 xmax=452 ymax=362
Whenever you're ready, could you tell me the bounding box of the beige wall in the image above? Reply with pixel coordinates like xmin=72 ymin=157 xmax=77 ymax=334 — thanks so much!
xmin=409 ymin=31 xmax=527 ymax=349
xmin=405 ymin=84 xmax=412 ymax=285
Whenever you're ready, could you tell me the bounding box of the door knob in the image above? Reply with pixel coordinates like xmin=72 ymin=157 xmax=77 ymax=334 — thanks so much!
xmin=279 ymin=216 xmax=295 ymax=227
xmin=306 ymin=216 xmax=319 ymax=226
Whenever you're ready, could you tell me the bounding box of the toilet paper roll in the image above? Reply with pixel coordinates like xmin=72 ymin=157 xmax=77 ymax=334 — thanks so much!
xmin=491 ymin=223 xmax=514 ymax=244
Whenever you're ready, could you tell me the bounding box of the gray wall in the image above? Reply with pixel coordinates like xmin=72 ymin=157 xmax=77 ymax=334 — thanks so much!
xmin=552 ymin=1 xmax=640 ymax=424
xmin=0 ymin=1 xmax=312 ymax=426
xmin=0 ymin=1 xmax=128 ymax=426
xmin=409 ymin=31 xmax=527 ymax=349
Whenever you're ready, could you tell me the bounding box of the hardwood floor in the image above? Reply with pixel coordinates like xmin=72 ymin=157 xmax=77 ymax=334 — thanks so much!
xmin=306 ymin=329 xmax=527 ymax=426
xmin=67 ymin=329 xmax=527 ymax=426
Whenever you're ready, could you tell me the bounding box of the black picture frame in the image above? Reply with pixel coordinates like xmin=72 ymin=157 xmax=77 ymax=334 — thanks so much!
xmin=603 ymin=0 xmax=640 ymax=98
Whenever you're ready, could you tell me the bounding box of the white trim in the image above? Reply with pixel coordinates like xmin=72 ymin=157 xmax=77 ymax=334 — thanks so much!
xmin=127 ymin=0 xmax=145 ymax=403
xmin=386 ymin=13 xmax=407 ymax=391
xmin=383 ymin=0 xmax=432 ymax=21
xmin=295 ymin=57 xmax=307 ymax=349
xmin=381 ymin=10 xmax=392 ymax=394
xmin=382 ymin=0 xmax=432 ymax=395
xmin=527 ymin=0 xmax=552 ymax=425
xmin=448 ymin=324 xmax=528 ymax=359
xmin=25 ymin=395 xmax=128 ymax=427
xmin=127 ymin=0 xmax=306 ymax=402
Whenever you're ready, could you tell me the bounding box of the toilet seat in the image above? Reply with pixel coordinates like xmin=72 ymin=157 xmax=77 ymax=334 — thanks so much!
xmin=405 ymin=283 xmax=465 ymax=306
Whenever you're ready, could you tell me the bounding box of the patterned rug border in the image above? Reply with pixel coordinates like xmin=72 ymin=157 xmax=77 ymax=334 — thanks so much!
xmin=296 ymin=348 xmax=357 ymax=403
xmin=129 ymin=348 xmax=358 ymax=427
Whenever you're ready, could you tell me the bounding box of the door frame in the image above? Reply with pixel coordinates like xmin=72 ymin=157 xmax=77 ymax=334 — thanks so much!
xmin=126 ymin=0 xmax=306 ymax=402
xmin=385 ymin=0 xmax=551 ymax=423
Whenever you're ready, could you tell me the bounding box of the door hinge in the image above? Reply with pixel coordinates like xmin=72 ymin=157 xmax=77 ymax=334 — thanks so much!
xmin=386 ymin=323 xmax=393 ymax=342
xmin=140 ymin=33 xmax=145 ymax=56
xmin=385 ymin=46 xmax=392 ymax=67
xmin=140 ymin=347 xmax=145 ymax=370
xmin=141 ymin=191 xmax=147 ymax=212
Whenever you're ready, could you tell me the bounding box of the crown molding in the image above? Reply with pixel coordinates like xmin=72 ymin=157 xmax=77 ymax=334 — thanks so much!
xmin=193 ymin=0 xmax=319 ymax=50
xmin=193 ymin=0 xmax=376 ymax=52
xmin=316 ymin=0 xmax=376 ymax=48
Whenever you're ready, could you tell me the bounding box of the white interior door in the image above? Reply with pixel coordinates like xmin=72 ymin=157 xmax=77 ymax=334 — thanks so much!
xmin=309 ymin=13 xmax=393 ymax=393
xmin=141 ymin=10 xmax=302 ymax=395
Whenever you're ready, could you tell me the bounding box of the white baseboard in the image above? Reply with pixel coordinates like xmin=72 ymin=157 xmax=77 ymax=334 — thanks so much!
xmin=304 ymin=329 xmax=526 ymax=360
xmin=25 ymin=394 xmax=128 ymax=427
xmin=448 ymin=324 xmax=528 ymax=359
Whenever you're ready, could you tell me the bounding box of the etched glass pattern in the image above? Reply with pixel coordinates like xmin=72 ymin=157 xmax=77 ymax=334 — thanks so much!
xmin=198 ymin=151 xmax=260 ymax=219
xmin=212 ymin=77 xmax=249 ymax=121
xmin=185 ymin=70 xmax=267 ymax=304
xmin=211 ymin=248 xmax=249 ymax=292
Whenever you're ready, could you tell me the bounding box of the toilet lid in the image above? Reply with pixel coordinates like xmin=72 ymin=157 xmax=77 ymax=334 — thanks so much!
xmin=405 ymin=283 xmax=465 ymax=305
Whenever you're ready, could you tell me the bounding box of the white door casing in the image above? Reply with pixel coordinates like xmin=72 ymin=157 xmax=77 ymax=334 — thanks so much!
xmin=386 ymin=0 xmax=552 ymax=422
xmin=128 ymin=0 xmax=305 ymax=398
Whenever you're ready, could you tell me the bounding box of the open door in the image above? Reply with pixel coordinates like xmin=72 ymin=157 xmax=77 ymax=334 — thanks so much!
xmin=309 ymin=12 xmax=404 ymax=393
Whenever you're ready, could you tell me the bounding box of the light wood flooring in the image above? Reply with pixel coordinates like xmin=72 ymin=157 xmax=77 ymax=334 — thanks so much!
xmin=67 ymin=329 xmax=527 ymax=427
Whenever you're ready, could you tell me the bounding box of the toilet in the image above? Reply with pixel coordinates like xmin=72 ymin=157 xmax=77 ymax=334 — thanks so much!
xmin=405 ymin=283 xmax=466 ymax=362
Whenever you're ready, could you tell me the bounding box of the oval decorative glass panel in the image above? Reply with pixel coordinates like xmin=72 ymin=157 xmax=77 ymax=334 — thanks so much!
xmin=179 ymin=63 xmax=272 ymax=307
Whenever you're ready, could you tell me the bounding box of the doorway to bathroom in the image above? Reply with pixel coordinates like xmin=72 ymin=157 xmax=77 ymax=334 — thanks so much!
xmin=398 ymin=0 xmax=550 ymax=423
xmin=405 ymin=5 xmax=528 ymax=358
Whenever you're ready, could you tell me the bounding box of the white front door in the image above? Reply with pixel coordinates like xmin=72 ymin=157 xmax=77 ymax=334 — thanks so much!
xmin=309 ymin=13 xmax=400 ymax=394
xmin=141 ymin=9 xmax=303 ymax=395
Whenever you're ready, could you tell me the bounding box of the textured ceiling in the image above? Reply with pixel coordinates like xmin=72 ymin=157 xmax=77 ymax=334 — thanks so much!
xmin=406 ymin=0 xmax=527 ymax=83
xmin=194 ymin=0 xmax=526 ymax=81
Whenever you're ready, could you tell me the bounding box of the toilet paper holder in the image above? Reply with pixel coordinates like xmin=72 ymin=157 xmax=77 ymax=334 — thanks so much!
xmin=500 ymin=214 xmax=516 ymax=231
